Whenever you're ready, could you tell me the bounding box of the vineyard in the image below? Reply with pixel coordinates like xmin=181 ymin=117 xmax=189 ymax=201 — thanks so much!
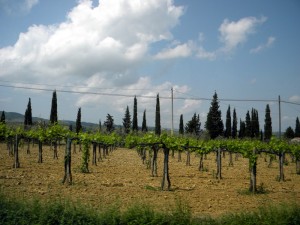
xmin=1 ymin=122 xmax=300 ymax=217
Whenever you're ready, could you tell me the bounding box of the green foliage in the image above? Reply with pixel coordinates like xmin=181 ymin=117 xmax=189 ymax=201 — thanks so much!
xmin=1 ymin=192 xmax=299 ymax=225
xmin=0 ymin=111 xmax=5 ymax=124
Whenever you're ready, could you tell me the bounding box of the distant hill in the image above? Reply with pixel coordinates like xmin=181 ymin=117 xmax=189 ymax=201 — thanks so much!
xmin=2 ymin=112 xmax=99 ymax=130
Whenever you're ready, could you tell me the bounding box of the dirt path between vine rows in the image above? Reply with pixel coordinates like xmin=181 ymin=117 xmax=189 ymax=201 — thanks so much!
xmin=0 ymin=143 xmax=300 ymax=217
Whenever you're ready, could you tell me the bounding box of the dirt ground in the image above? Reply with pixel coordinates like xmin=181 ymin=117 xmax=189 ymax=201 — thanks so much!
xmin=0 ymin=143 xmax=299 ymax=217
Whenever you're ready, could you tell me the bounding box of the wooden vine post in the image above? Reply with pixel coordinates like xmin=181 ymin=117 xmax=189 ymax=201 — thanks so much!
xmin=62 ymin=137 xmax=72 ymax=185
xmin=249 ymin=148 xmax=257 ymax=193
xmin=13 ymin=134 xmax=20 ymax=168
xmin=216 ymin=148 xmax=222 ymax=180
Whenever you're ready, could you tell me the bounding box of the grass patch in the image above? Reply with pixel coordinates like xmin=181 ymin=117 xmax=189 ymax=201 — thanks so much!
xmin=0 ymin=192 xmax=299 ymax=225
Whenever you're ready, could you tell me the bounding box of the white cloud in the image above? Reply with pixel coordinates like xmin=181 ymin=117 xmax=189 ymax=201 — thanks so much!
xmin=196 ymin=46 xmax=216 ymax=60
xmin=250 ymin=78 xmax=257 ymax=84
xmin=0 ymin=0 xmax=184 ymax=86
xmin=24 ymin=0 xmax=38 ymax=12
xmin=0 ymin=0 xmax=39 ymax=14
xmin=154 ymin=41 xmax=193 ymax=59
xmin=219 ymin=16 xmax=267 ymax=52
xmin=289 ymin=95 xmax=300 ymax=103
xmin=250 ymin=36 xmax=276 ymax=54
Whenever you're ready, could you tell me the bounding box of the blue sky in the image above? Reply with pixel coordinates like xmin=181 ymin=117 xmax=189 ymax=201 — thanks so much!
xmin=0 ymin=0 xmax=299 ymax=133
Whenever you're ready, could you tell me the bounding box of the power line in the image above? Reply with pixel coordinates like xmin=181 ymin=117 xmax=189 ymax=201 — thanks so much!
xmin=1 ymin=83 xmax=300 ymax=106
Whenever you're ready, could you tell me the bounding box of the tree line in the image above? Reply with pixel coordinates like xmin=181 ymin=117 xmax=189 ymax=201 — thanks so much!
xmin=1 ymin=90 xmax=300 ymax=140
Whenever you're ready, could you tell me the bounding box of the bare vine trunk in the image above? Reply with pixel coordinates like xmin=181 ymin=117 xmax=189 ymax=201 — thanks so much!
xmin=92 ymin=142 xmax=97 ymax=165
xmin=62 ymin=138 xmax=72 ymax=185
xmin=38 ymin=140 xmax=43 ymax=163
xmin=228 ymin=152 xmax=233 ymax=166
xmin=198 ymin=153 xmax=204 ymax=171
xmin=161 ymin=147 xmax=171 ymax=191
xmin=98 ymin=144 xmax=102 ymax=162
xmin=216 ymin=148 xmax=222 ymax=180
xmin=296 ymin=159 xmax=300 ymax=175
xmin=186 ymin=149 xmax=191 ymax=166
xmin=53 ymin=141 xmax=58 ymax=159
xmin=249 ymin=148 xmax=257 ymax=193
xmin=151 ymin=146 xmax=158 ymax=177
xmin=278 ymin=152 xmax=285 ymax=181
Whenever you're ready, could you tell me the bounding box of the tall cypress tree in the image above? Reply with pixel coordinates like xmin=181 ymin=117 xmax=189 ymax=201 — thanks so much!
xmin=99 ymin=120 xmax=102 ymax=132
xmin=155 ymin=94 xmax=161 ymax=136
xmin=245 ymin=111 xmax=251 ymax=137
xmin=104 ymin=114 xmax=114 ymax=133
xmin=232 ymin=108 xmax=237 ymax=139
xmin=239 ymin=119 xmax=246 ymax=138
xmin=295 ymin=117 xmax=300 ymax=137
xmin=0 ymin=111 xmax=5 ymax=124
xmin=76 ymin=107 xmax=82 ymax=134
xmin=205 ymin=91 xmax=223 ymax=139
xmin=251 ymin=108 xmax=259 ymax=138
xmin=132 ymin=96 xmax=138 ymax=131
xmin=179 ymin=114 xmax=184 ymax=135
xmin=224 ymin=105 xmax=231 ymax=138
xmin=264 ymin=104 xmax=272 ymax=140
xmin=142 ymin=109 xmax=148 ymax=132
xmin=24 ymin=98 xmax=32 ymax=127
xmin=123 ymin=106 xmax=131 ymax=134
xmin=50 ymin=90 xmax=58 ymax=124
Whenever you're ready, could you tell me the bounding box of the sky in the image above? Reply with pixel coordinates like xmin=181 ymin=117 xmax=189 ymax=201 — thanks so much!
xmin=0 ymin=0 xmax=300 ymax=133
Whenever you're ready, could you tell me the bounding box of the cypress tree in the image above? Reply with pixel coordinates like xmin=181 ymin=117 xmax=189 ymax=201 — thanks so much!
xmin=24 ymin=98 xmax=32 ymax=126
xmin=123 ymin=106 xmax=131 ymax=134
xmin=185 ymin=113 xmax=201 ymax=135
xmin=295 ymin=117 xmax=300 ymax=137
xmin=251 ymin=108 xmax=259 ymax=138
xmin=205 ymin=91 xmax=224 ymax=139
xmin=264 ymin=104 xmax=272 ymax=140
xmin=179 ymin=114 xmax=184 ymax=135
xmin=50 ymin=90 xmax=58 ymax=124
xmin=132 ymin=96 xmax=138 ymax=131
xmin=225 ymin=105 xmax=231 ymax=138
xmin=142 ymin=109 xmax=148 ymax=132
xmin=239 ymin=119 xmax=246 ymax=138
xmin=232 ymin=108 xmax=237 ymax=139
xmin=76 ymin=107 xmax=82 ymax=134
xmin=99 ymin=120 xmax=102 ymax=132
xmin=104 ymin=114 xmax=114 ymax=133
xmin=0 ymin=111 xmax=5 ymax=124
xmin=155 ymin=94 xmax=161 ymax=136
xmin=245 ymin=111 xmax=251 ymax=137
xmin=285 ymin=126 xmax=295 ymax=139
